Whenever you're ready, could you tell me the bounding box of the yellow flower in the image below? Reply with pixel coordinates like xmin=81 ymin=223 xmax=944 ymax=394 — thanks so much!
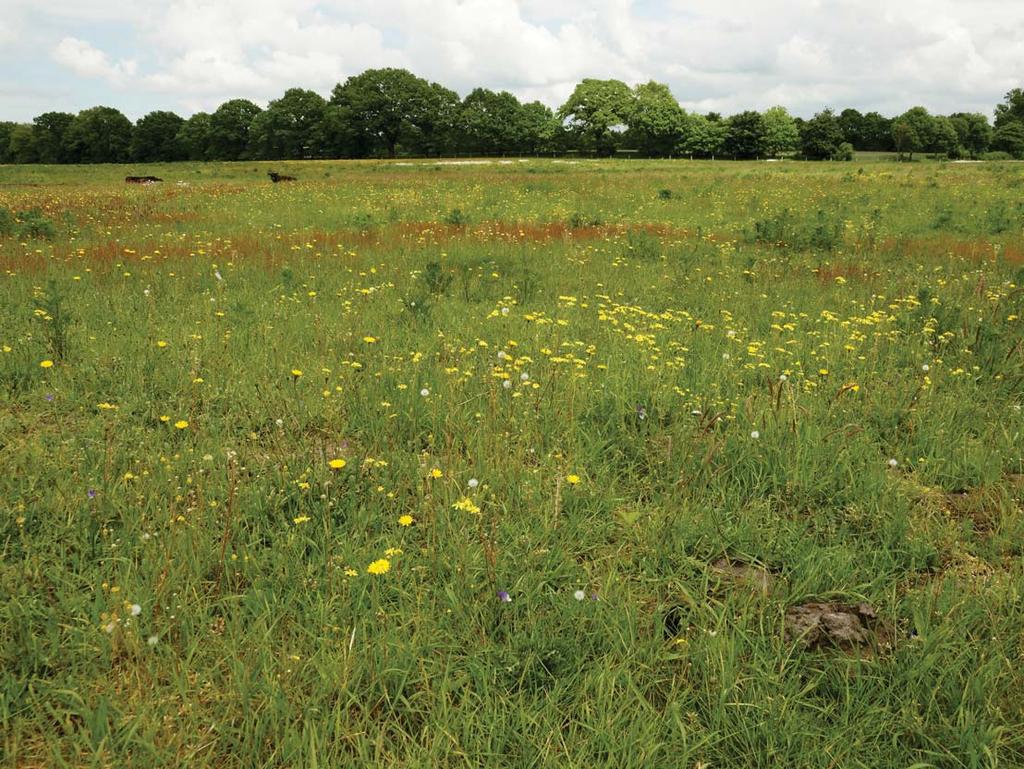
xmin=452 ymin=497 xmax=481 ymax=514
xmin=429 ymin=468 xmax=443 ymax=479
xmin=398 ymin=514 xmax=414 ymax=527
xmin=344 ymin=568 xmax=358 ymax=577
xmin=174 ymin=420 xmax=189 ymax=429
xmin=363 ymin=336 xmax=377 ymax=344
xmin=159 ymin=415 xmax=170 ymax=423
xmin=291 ymin=369 xmax=303 ymax=377
xmin=156 ymin=340 xmax=168 ymax=348
xmin=328 ymin=458 xmax=347 ymax=470
xmin=293 ymin=515 xmax=310 ymax=525
xmin=39 ymin=359 xmax=54 ymax=368
xmin=566 ymin=474 xmax=581 ymax=485
xmin=367 ymin=558 xmax=390 ymax=575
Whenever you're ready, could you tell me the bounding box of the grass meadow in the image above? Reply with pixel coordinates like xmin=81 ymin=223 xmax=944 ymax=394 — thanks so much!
xmin=2 ymin=157 xmax=1024 ymax=768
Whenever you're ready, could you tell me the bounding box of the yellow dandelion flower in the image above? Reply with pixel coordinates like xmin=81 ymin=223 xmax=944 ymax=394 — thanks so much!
xmin=174 ymin=420 xmax=189 ymax=430
xmin=159 ymin=415 xmax=170 ymax=423
xmin=363 ymin=336 xmax=377 ymax=344
xmin=156 ymin=341 xmax=168 ymax=348
xmin=328 ymin=458 xmax=347 ymax=470
xmin=429 ymin=468 xmax=443 ymax=479
xmin=398 ymin=514 xmax=414 ymax=526
xmin=344 ymin=568 xmax=358 ymax=577
xmin=291 ymin=369 xmax=303 ymax=377
xmin=293 ymin=515 xmax=310 ymax=525
xmin=367 ymin=558 xmax=390 ymax=575
xmin=566 ymin=474 xmax=581 ymax=485
xmin=39 ymin=359 xmax=54 ymax=368
xmin=452 ymin=497 xmax=481 ymax=514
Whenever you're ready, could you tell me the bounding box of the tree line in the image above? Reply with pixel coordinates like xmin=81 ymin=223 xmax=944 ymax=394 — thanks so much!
xmin=2 ymin=68 xmax=1023 ymax=164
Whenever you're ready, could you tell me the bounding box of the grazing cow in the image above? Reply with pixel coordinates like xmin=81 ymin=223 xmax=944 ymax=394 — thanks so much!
xmin=125 ymin=175 xmax=163 ymax=183
xmin=268 ymin=171 xmax=297 ymax=183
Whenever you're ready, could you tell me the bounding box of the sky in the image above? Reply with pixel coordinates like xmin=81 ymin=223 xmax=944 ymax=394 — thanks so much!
xmin=1 ymin=0 xmax=1022 ymax=123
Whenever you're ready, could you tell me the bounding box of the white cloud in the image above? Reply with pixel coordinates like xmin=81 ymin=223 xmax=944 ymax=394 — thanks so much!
xmin=1 ymin=0 xmax=1020 ymax=120
xmin=51 ymin=36 xmax=137 ymax=85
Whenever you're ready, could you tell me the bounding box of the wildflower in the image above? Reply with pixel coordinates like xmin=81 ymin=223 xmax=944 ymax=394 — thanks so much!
xmin=130 ymin=603 xmax=142 ymax=617
xmin=888 ymin=458 xmax=899 ymax=468
xmin=452 ymin=497 xmax=481 ymax=514
xmin=328 ymin=458 xmax=347 ymax=470
xmin=363 ymin=336 xmax=377 ymax=344
xmin=573 ymin=590 xmax=586 ymax=601
xmin=160 ymin=415 xmax=170 ymax=423
xmin=420 ymin=388 xmax=430 ymax=397
xmin=467 ymin=477 xmax=479 ymax=489
xmin=147 ymin=635 xmax=159 ymax=646
xmin=45 ymin=393 xmax=54 ymax=402
xmin=344 ymin=568 xmax=358 ymax=577
xmin=502 ymin=379 xmax=512 ymax=389
xmin=87 ymin=489 xmax=97 ymax=499
xmin=174 ymin=420 xmax=189 ymax=430
xmin=750 ymin=430 xmax=760 ymax=439
xmin=293 ymin=515 xmax=310 ymax=524
xmin=398 ymin=514 xmax=414 ymax=526
xmin=819 ymin=368 xmax=829 ymax=376
xmin=520 ymin=372 xmax=530 ymax=381
xmin=921 ymin=364 xmax=930 ymax=372
xmin=156 ymin=340 xmax=168 ymax=348
xmin=779 ymin=373 xmax=788 ymax=382
xmin=39 ymin=359 xmax=53 ymax=368
xmin=367 ymin=558 xmax=390 ymax=575
xmin=501 ymin=307 xmax=510 ymax=316
xmin=429 ymin=468 xmax=443 ymax=479
xmin=291 ymin=369 xmax=303 ymax=378
xmin=566 ymin=474 xmax=581 ymax=485
xmin=497 ymin=590 xmax=511 ymax=602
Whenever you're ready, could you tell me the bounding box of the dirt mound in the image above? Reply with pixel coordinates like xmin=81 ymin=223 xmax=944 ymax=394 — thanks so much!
xmin=784 ymin=601 xmax=890 ymax=651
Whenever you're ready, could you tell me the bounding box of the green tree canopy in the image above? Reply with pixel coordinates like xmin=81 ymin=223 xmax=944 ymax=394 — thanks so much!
xmin=458 ymin=88 xmax=524 ymax=154
xmin=994 ymin=88 xmax=1024 ymax=128
xmin=626 ymin=81 xmax=684 ymax=156
xmin=8 ymin=124 xmax=38 ymax=164
xmin=893 ymin=107 xmax=936 ymax=160
xmin=176 ymin=113 xmax=212 ymax=161
xmin=677 ymin=112 xmax=727 ymax=158
xmin=131 ymin=111 xmax=186 ymax=162
xmin=209 ymin=99 xmax=262 ymax=161
xmin=992 ymin=121 xmax=1024 ymax=158
xmin=948 ymin=113 xmax=992 ymax=158
xmin=330 ymin=68 xmax=437 ymax=158
xmin=250 ymin=88 xmax=327 ymax=160
xmin=557 ymin=79 xmax=633 ymax=156
xmin=724 ymin=111 xmax=767 ymax=159
xmin=799 ymin=108 xmax=844 ymax=160
xmin=63 ymin=106 xmax=133 ymax=163
xmin=32 ymin=112 xmax=75 ymax=163
xmin=762 ymin=106 xmax=799 ymax=157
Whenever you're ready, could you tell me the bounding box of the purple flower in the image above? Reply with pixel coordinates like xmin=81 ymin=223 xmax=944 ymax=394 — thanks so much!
xmin=497 ymin=590 xmax=511 ymax=603
xmin=45 ymin=394 xmax=54 ymax=402
xmin=87 ymin=489 xmax=97 ymax=499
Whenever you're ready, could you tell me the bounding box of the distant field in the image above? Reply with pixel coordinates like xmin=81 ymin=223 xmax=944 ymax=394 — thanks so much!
xmin=1 ymin=158 xmax=1023 ymax=768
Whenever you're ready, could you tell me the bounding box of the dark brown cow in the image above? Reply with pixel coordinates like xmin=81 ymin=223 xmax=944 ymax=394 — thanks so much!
xmin=125 ymin=176 xmax=163 ymax=183
xmin=268 ymin=171 xmax=297 ymax=183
